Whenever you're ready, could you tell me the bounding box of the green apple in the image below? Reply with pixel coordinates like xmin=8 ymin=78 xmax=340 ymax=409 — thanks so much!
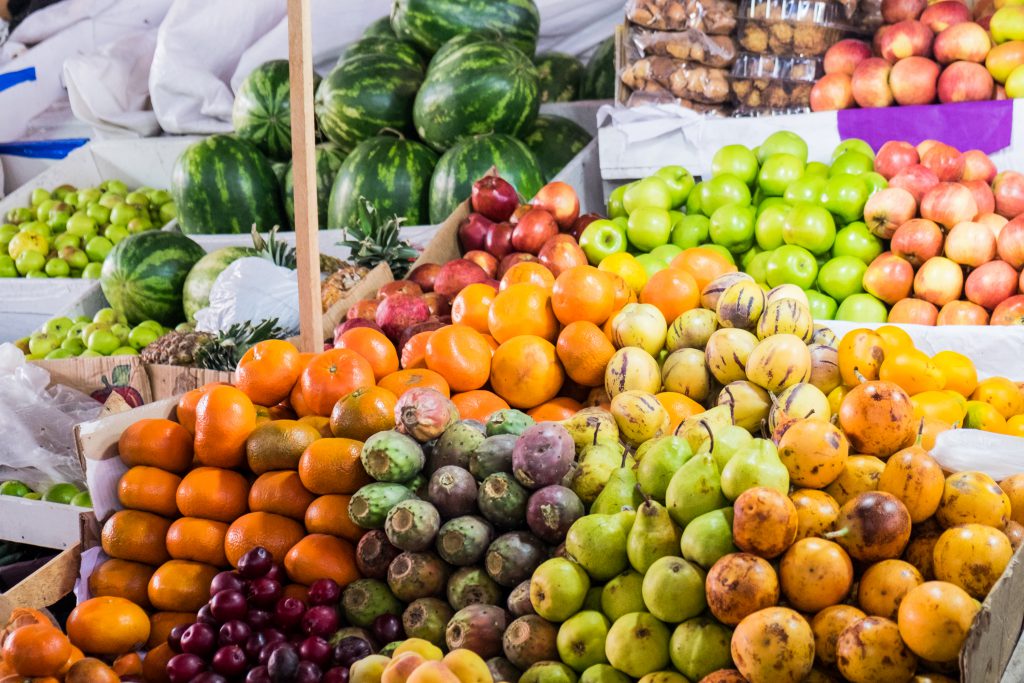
xmin=15 ymin=250 xmax=46 ymax=275
xmin=48 ymin=203 xmax=71 ymax=230
xmin=86 ymin=202 xmax=112 ymax=225
xmin=112 ymin=346 xmax=139 ymax=356
xmin=580 ymin=220 xmax=629 ymax=264
xmin=53 ymin=184 xmax=77 ymax=200
xmin=650 ymin=244 xmax=683 ymax=263
xmin=35 ymin=199 xmax=58 ymax=222
xmin=635 ymin=253 xmax=666 ymax=277
xmin=110 ymin=323 xmax=131 ymax=343
xmin=700 ymin=174 xmax=752 ymax=215
xmin=30 ymin=187 xmax=52 ymax=206
xmin=148 ymin=189 xmax=173 ymax=206
xmin=816 ymin=255 xmax=867 ymax=302
xmin=0 ymin=223 xmax=18 ymax=241
xmin=159 ymin=202 xmax=178 ymax=224
xmin=804 ymin=161 xmax=830 ymax=177
xmin=85 ymin=236 xmax=114 ymax=262
xmin=82 ymin=322 xmax=111 ymax=343
xmin=29 ymin=332 xmax=61 ymax=356
xmin=125 ymin=191 xmax=150 ymax=207
xmin=755 ymin=201 xmax=789 ymax=251
xmin=105 ymin=179 xmax=129 ymax=195
xmin=87 ymin=329 xmax=121 ymax=355
xmin=54 ymin=233 xmax=80 ymax=251
xmin=6 ymin=207 xmax=33 ymax=224
xmin=835 ymin=292 xmax=888 ymax=322
xmin=105 ymin=224 xmax=130 ymax=243
xmin=832 ymin=222 xmax=884 ymax=264
xmin=110 ymin=203 xmax=139 ymax=226
xmin=21 ymin=220 xmax=52 ymax=240
xmin=712 ymin=144 xmax=759 ymax=185
xmin=66 ymin=212 xmax=98 ymax=237
xmin=128 ymin=325 xmax=160 ymax=350
xmin=60 ymin=247 xmax=90 ymax=271
xmin=608 ymin=183 xmax=631 ymax=219
xmin=860 ymin=171 xmax=887 ymax=196
xmin=766 ymin=244 xmax=818 ymax=289
xmin=25 ymin=271 xmax=48 ymax=279
xmin=624 ymin=177 xmax=674 ymax=213
xmin=710 ymin=204 xmax=756 ymax=254
xmin=757 ymin=131 xmax=808 ymax=163
xmin=740 ymin=245 xmax=765 ymax=270
xmin=44 ymin=258 xmax=70 ymax=277
xmin=61 ymin=336 xmax=86 ymax=355
xmin=45 ymin=348 xmax=74 ymax=359
xmin=0 ymin=256 xmax=16 ymax=278
xmin=93 ymin=308 xmax=123 ymax=325
xmin=126 ymin=216 xmax=154 ymax=234
xmin=686 ymin=182 xmax=704 ymax=215
xmin=8 ymin=230 xmax=49 ymax=259
xmin=654 ymin=166 xmax=695 ymax=208
xmin=82 ymin=262 xmax=103 ymax=279
xmin=758 ymin=153 xmax=805 ymax=197
xmin=66 ymin=322 xmax=88 ymax=341
xmin=832 ymin=138 xmax=875 ymax=162
xmin=830 ymin=150 xmax=874 ymax=177
xmin=627 ymin=207 xmax=673 ymax=251
xmin=783 ymin=175 xmax=826 ymax=204
xmin=136 ymin=320 xmax=165 ymax=333
xmin=79 ymin=350 xmax=102 ymax=358
xmin=77 ymin=188 xmax=102 ymax=205
xmin=805 ymin=289 xmax=838 ymax=320
xmin=822 ymin=174 xmax=870 ymax=224
xmin=746 ymin=250 xmax=773 ymax=284
xmin=43 ymin=316 xmax=73 ymax=339
xmin=670 ymin=214 xmax=710 ymax=250
xmin=783 ymin=203 xmax=836 ymax=255
xmin=98 ymin=192 xmax=124 ymax=210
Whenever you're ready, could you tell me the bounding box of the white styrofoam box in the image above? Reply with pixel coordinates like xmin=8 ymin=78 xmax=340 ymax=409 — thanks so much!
xmin=0 ymin=101 xmax=96 ymax=195
xmin=1 ymin=279 xmax=102 ymax=343
xmin=0 ymin=496 xmax=90 ymax=549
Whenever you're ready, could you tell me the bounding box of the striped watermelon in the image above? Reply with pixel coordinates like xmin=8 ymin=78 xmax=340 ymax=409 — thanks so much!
xmin=581 ymin=36 xmax=616 ymax=100
xmin=414 ymin=41 xmax=539 ymax=152
xmin=428 ymin=29 xmax=502 ymax=71
xmin=535 ymin=52 xmax=584 ymax=103
xmin=171 ymin=135 xmax=286 ymax=235
xmin=522 ymin=114 xmax=593 ymax=181
xmin=100 ymin=231 xmax=206 ymax=326
xmin=283 ymin=143 xmax=347 ymax=229
xmin=315 ymin=53 xmax=423 ymax=152
xmin=342 ymin=37 xmax=424 ymax=72
xmin=392 ymin=0 xmax=540 ymax=56
xmin=363 ymin=16 xmax=395 ymax=38
xmin=232 ymin=60 xmax=292 ymax=161
xmin=328 ymin=135 xmax=439 ymax=228
xmin=182 ymin=246 xmax=256 ymax=323
xmin=429 ymin=133 xmax=544 ymax=223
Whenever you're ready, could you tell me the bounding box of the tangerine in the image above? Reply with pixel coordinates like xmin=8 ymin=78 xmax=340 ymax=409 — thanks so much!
xmin=116 ymin=466 xmax=181 ymax=518
xmin=330 ymin=386 xmax=398 ymax=441
xmin=527 ymin=397 xmax=583 ymax=422
xmin=175 ymin=382 xmax=226 ymax=434
xmin=117 ymin=418 xmax=193 ymax=473
xmin=299 ymin=348 xmax=376 ymax=416
xmin=298 ymin=437 xmax=371 ymax=495
xmin=450 ymin=390 xmax=511 ymax=422
xmin=451 ymin=283 xmax=498 ymax=334
xmin=499 ymin=262 xmax=555 ymax=291
xmin=305 ymin=494 xmax=363 ymax=542
xmin=235 ymin=339 xmax=302 ymax=406
xmin=640 ymin=267 xmax=700 ymax=323
xmin=335 ymin=328 xmax=400 ymax=382
xmin=284 ymin=533 xmax=359 ymax=587
xmin=556 ymin=321 xmax=617 ymax=388
xmin=100 ymin=510 xmax=171 ymax=565
xmin=490 ymin=335 xmax=565 ymax=409
xmin=487 ymin=283 xmax=559 ymax=343
xmin=245 ymin=419 xmax=322 ymax=474
xmin=249 ymin=470 xmax=316 ymax=521
xmin=1 ymin=624 xmax=71 ymax=676
xmin=175 ymin=466 xmax=249 ymax=523
xmin=425 ymin=325 xmax=493 ymax=392
xmin=147 ymin=559 xmax=219 ymax=612
xmin=378 ymin=368 xmax=450 ymax=398
xmin=146 ymin=612 xmax=196 ymax=650
xmin=671 ymin=247 xmax=737 ymax=291
xmin=66 ymin=596 xmax=150 ymax=656
xmin=194 ymin=385 xmax=257 ymax=468
xmin=65 ymin=657 xmax=120 ymax=683
xmin=551 ymin=265 xmax=616 ymax=325
xmin=400 ymin=331 xmax=433 ymax=369
xmin=87 ymin=559 xmax=155 ymax=609
xmin=224 ymin=512 xmax=306 ymax=566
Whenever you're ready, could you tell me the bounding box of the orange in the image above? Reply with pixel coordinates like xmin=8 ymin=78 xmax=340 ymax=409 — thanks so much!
xmin=300 ymin=348 xmax=377 ymax=417
xmin=100 ymin=510 xmax=171 ymax=565
xmin=112 ymin=653 xmax=143 ymax=678
xmin=175 ymin=466 xmax=249 ymax=523
xmin=379 ymin=368 xmax=450 ymax=398
xmin=147 ymin=613 xmax=198 ymax=650
xmin=425 ymin=325 xmax=493 ymax=392
xmin=451 ymin=390 xmax=511 ymax=422
xmin=556 ymin=321 xmax=616 ymax=387
xmin=175 ymin=382 xmax=226 ymax=435
xmin=140 ymin=643 xmax=174 ymax=683
xmin=57 ymin=646 xmax=84 ymax=677
xmin=299 ymin=415 xmax=334 ymax=437
xmin=87 ymin=559 xmax=155 ymax=609
xmin=66 ymin=657 xmax=120 ymax=683
xmin=671 ymin=247 xmax=738 ymax=291
xmin=305 ymin=494 xmax=363 ymax=542
xmin=330 ymin=386 xmax=398 ymax=441
xmin=116 ymin=466 xmax=181 ymax=518
xmin=335 ymin=328 xmax=400 ymax=381
xmin=298 ymin=438 xmax=371 ymax=495
xmin=528 ymin=397 xmax=583 ymax=422
xmin=490 ymin=336 xmax=565 ymax=409
xmin=224 ymin=512 xmax=306 ymax=566
xmin=117 ymin=418 xmax=193 ymax=474
xmin=290 ymin=380 xmax=314 ymax=418
xmin=640 ymin=267 xmax=700 ymax=323
xmin=487 ymin=283 xmax=559 ymax=343
xmin=66 ymin=596 xmax=150 ymax=656
xmin=147 ymin=560 xmax=219 ymax=612
xmin=657 ymin=391 xmax=705 ymax=431
xmin=246 ymin=418 xmax=322 ymax=474
xmin=165 ymin=517 xmax=229 ymax=566
xmin=1 ymin=624 xmax=71 ymax=676
xmin=194 ymin=385 xmax=257 ymax=468
xmin=971 ymin=376 xmax=1024 ymax=418
xmin=551 ymin=265 xmax=616 ymax=325
xmin=607 ymin=272 xmax=637 ymax=310
xmin=284 ymin=533 xmax=359 ymax=587
xmin=400 ymin=331 xmax=433 ymax=369
xmin=235 ymin=339 xmax=302 ymax=406
xmin=249 ymin=470 xmax=316 ymax=521
xmin=284 ymin=584 xmax=310 ymax=602
xmin=452 ymin=283 xmax=498 ymax=333
xmin=499 ymin=262 xmax=555 ymax=291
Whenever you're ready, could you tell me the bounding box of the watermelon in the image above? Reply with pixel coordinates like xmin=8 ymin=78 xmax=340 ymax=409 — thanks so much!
xmin=392 ymin=0 xmax=540 ymax=57
xmin=315 ymin=53 xmax=423 ymax=152
xmin=100 ymin=231 xmax=206 ymax=326
xmin=427 ymin=29 xmax=503 ymax=71
xmin=414 ymin=41 xmax=540 ymax=152
xmin=232 ymin=60 xmax=292 ymax=161
xmin=428 ymin=133 xmax=544 ymax=223
xmin=283 ymin=143 xmax=347 ymax=229
xmin=521 ymin=114 xmax=593 ymax=181
xmin=535 ymin=52 xmax=584 ymax=103
xmin=581 ymin=36 xmax=616 ymax=100
xmin=171 ymin=135 xmax=286 ymax=235
xmin=271 ymin=161 xmax=288 ymax=186
xmin=328 ymin=135 xmax=439 ymax=228
xmin=342 ymin=37 xmax=424 ymax=72
xmin=182 ymin=246 xmax=256 ymax=323
xmin=363 ymin=16 xmax=396 ymax=38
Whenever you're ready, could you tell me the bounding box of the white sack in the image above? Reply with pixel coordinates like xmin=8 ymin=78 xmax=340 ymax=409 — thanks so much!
xmin=194 ymin=257 xmax=301 ymax=335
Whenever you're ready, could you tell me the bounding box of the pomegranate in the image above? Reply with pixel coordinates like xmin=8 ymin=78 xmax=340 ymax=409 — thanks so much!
xmin=375 ymin=294 xmax=430 ymax=340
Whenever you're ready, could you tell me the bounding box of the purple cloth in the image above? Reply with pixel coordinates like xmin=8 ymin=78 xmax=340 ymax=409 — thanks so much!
xmin=836 ymin=100 xmax=1013 ymax=153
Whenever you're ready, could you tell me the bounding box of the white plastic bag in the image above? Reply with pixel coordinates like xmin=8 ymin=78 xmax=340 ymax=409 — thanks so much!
xmin=930 ymin=429 xmax=1024 ymax=481
xmin=194 ymin=257 xmax=300 ymax=334
xmin=0 ymin=343 xmax=102 ymax=489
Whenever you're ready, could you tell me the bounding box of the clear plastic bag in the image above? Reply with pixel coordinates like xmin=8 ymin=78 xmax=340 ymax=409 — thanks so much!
xmin=627 ymin=0 xmax=739 ymax=35
xmin=0 ymin=344 xmax=102 ymax=489
xmin=194 ymin=257 xmax=301 ymax=335
xmin=622 ymin=89 xmax=734 ymax=116
xmin=629 ymin=26 xmax=738 ymax=68
xmin=621 ymin=56 xmax=732 ymax=104
xmin=737 ymin=0 xmax=847 ymax=55
xmin=728 ymin=52 xmax=820 ymax=108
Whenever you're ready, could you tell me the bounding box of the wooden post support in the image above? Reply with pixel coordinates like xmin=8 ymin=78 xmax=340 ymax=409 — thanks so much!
xmin=287 ymin=0 xmax=323 ymax=353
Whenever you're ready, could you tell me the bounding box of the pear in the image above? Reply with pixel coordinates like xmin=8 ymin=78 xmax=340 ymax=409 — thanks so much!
xmin=720 ymin=438 xmax=790 ymax=500
xmin=627 ymin=497 xmax=682 ymax=573
xmin=680 ymin=508 xmax=737 ymax=569
xmin=557 ymin=610 xmax=611 ymax=672
xmin=641 ymin=556 xmax=707 ymax=623
xmin=573 ymin=442 xmax=630 ymax=505
xmin=636 ymin=437 xmax=694 ymax=503
xmin=563 ymin=407 xmax=620 ymax=452
xmin=665 ymin=453 xmax=728 ymax=527
xmin=669 ymin=617 xmax=734 ymax=681
xmin=583 ymin=586 xmax=603 ymax=612
xmin=711 ymin=425 xmax=754 ymax=472
xmin=530 ymin=557 xmax=590 ymax=622
xmin=566 ymin=508 xmax=635 ymax=582
xmin=676 ymin=405 xmax=731 ymax=453
xmin=590 ymin=464 xmax=643 ymax=515
xmin=601 ymin=570 xmax=647 ymax=621
xmin=605 ymin=612 xmax=672 ymax=678
xmin=580 ymin=664 xmax=632 ymax=683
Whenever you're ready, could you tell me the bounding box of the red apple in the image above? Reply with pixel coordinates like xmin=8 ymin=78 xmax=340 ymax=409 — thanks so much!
xmin=511 ymin=204 xmax=532 ymax=223
xmin=408 ymin=263 xmax=441 ymax=292
xmin=883 ymin=0 xmax=928 ymax=22
xmin=888 ymin=297 xmax=939 ymax=324
xmin=852 ymin=58 xmax=896 ymax=107
xmin=961 ymin=149 xmax=997 ymax=183
xmin=891 ymin=218 xmax=945 ymax=266
xmin=877 ymin=20 xmax=935 ymax=63
xmin=538 ymin=234 xmax=588 ymax=277
xmin=511 ymin=208 xmax=559 ymax=254
xmin=334 ymin=318 xmax=384 ymax=345
xmin=920 ymin=0 xmax=972 ymax=32
xmin=965 ymin=259 xmax=1018 ymax=309
xmin=378 ymin=280 xmax=423 ymax=299
xmin=916 ymin=139 xmax=942 ymax=157
xmin=937 ymin=61 xmax=995 ymax=103
xmin=936 ymin=300 xmax=989 ymax=324
xmin=433 ymin=259 xmax=490 ymax=299
xmin=920 ymin=182 xmax=979 ymax=228
xmin=920 ymin=143 xmax=965 ymax=181
xmin=531 ymin=181 xmax=581 ymax=230
xmin=961 ymin=179 xmax=996 ymax=216
xmin=944 ymin=220 xmax=996 ymax=266
xmin=463 ymin=250 xmax=498 ymax=278
xmin=864 ymin=187 xmax=918 ymax=238
xmin=991 ymin=294 xmax=1024 ymax=324
xmin=570 ymin=213 xmax=602 ymax=241
xmin=375 ymin=293 xmax=431 ymax=340
xmin=824 ymin=39 xmax=874 ymax=75
xmin=497 ymin=252 xmax=539 ymax=279
xmin=997 ymin=215 xmax=1024 ymax=268
xmin=933 ymin=22 xmax=992 ymax=64
xmin=977 ymin=212 xmax=1009 ymax=238
xmin=810 ymin=73 xmax=856 ymax=111
xmin=485 ymin=221 xmax=515 ymax=259
xmin=889 ymin=56 xmax=940 ymax=105
xmin=864 ymin=252 xmax=915 ymax=304
xmin=993 ymin=171 xmax=1024 ymax=219
xmin=913 ymin=256 xmax=965 ymax=305
xmin=458 ymin=213 xmax=495 ymax=252
xmin=471 ymin=176 xmax=519 ymax=222
xmin=421 ymin=291 xmax=452 ymax=318
xmin=890 ymin=164 xmax=941 ymax=202
xmin=346 ymin=299 xmax=380 ymax=321
xmin=875 ymin=141 xmax=920 ymax=179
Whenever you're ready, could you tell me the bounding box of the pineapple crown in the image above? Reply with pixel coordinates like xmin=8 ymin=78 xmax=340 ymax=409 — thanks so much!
xmin=340 ymin=198 xmax=419 ymax=279
xmin=251 ymin=225 xmax=296 ymax=269
xmin=195 ymin=318 xmax=292 ymax=372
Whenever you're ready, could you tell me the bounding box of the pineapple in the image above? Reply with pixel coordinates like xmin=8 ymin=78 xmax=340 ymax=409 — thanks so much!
xmin=341 ymin=198 xmax=419 ymax=278
xmin=250 ymin=225 xmax=344 ymax=274
xmin=141 ymin=319 xmax=289 ymax=371
xmin=321 ymin=264 xmax=370 ymax=312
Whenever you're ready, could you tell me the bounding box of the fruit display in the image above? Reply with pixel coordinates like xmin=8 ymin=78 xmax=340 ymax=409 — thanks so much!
xmin=17 ymin=308 xmax=169 ymax=361
xmin=0 ymin=179 xmax=176 ymax=279
xmin=0 ymin=479 xmax=91 ymax=506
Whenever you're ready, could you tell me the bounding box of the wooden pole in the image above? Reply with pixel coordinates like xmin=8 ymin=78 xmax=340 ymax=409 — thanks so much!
xmin=287 ymin=0 xmax=323 ymax=353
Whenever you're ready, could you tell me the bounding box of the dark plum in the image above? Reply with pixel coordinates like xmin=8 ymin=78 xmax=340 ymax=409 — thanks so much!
xmin=296 ymin=661 xmax=322 ymax=683
xmin=211 ymin=645 xmax=248 ymax=677
xmin=210 ymin=570 xmax=245 ymax=597
xmin=196 ymin=604 xmax=217 ymax=625
xmin=265 ymin=563 xmax=284 ymax=583
xmin=298 ymin=635 xmax=333 ymax=667
xmin=180 ymin=622 xmax=217 ymax=656
xmin=191 ymin=673 xmax=228 ymax=683
xmin=323 ymin=667 xmax=350 ymax=683
xmin=525 ymin=485 xmax=584 ymax=544
xmin=427 ymin=466 xmax=479 ymax=518
xmin=248 ymin=608 xmax=273 ymax=630
xmin=238 ymin=546 xmax=274 ymax=579
xmin=372 ymin=613 xmax=404 ymax=643
xmin=266 ymin=643 xmax=300 ymax=680
xmin=262 ymin=628 xmax=286 ymax=645
xmin=308 ymin=578 xmax=342 ymax=606
xmin=219 ymin=619 xmax=251 ymax=646
xmin=355 ymin=529 xmax=401 ymax=580
xmin=248 ymin=577 xmax=283 ymax=608
xmin=487 ymin=657 xmax=522 ymax=683
xmin=246 ymin=667 xmax=272 ymax=683
xmin=274 ymin=597 xmax=306 ymax=630
xmin=259 ymin=639 xmax=290 ymax=665
xmin=333 ymin=635 xmax=374 ymax=667
xmin=166 ymin=654 xmax=207 ymax=683
xmin=511 ymin=423 xmax=575 ymax=489
xmin=302 ymin=605 xmax=340 ymax=637
xmin=244 ymin=631 xmax=268 ymax=659
xmin=168 ymin=623 xmax=190 ymax=653
xmin=210 ymin=589 xmax=248 ymax=622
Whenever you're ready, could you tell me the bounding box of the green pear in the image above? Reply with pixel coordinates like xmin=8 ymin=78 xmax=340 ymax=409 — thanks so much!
xmin=580 ymin=664 xmax=631 ymax=683
xmin=665 ymin=453 xmax=728 ymax=527
xmin=591 ymin=465 xmax=643 ymax=515
xmin=641 ymin=556 xmax=707 ymax=623
xmin=711 ymin=425 xmax=754 ymax=471
xmin=563 ymin=407 xmax=620 ymax=451
xmin=627 ymin=498 xmax=682 ymax=573
xmin=605 ymin=612 xmax=671 ymax=678
xmin=531 ymin=557 xmax=591 ymax=622
xmin=636 ymin=436 xmax=694 ymax=502
xmin=583 ymin=586 xmax=604 ymax=612
xmin=601 ymin=570 xmax=647 ymax=621
xmin=720 ymin=438 xmax=790 ymax=500
xmin=638 ymin=673 xmax=690 ymax=683
xmin=680 ymin=507 xmax=737 ymax=569
xmin=566 ymin=509 xmax=635 ymax=581
xmin=573 ymin=442 xmax=630 ymax=505
xmin=669 ymin=617 xmax=734 ymax=681
xmin=521 ymin=662 xmax=577 ymax=683
xmin=557 ymin=610 xmax=611 ymax=672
